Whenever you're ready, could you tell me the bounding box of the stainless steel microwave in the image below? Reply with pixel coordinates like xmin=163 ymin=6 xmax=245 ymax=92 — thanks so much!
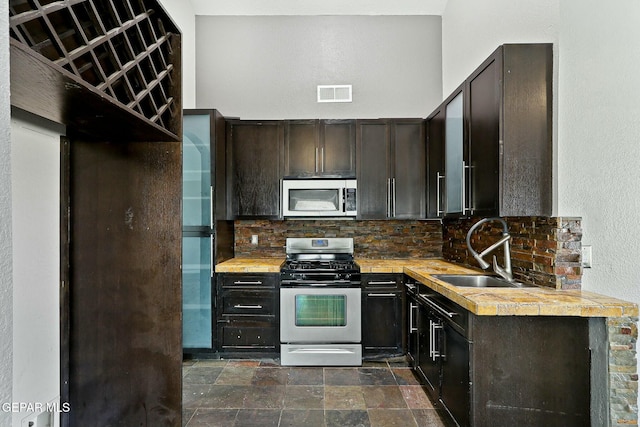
xmin=282 ymin=179 xmax=357 ymax=217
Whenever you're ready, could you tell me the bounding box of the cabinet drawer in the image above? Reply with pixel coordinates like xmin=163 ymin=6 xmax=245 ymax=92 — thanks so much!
xmin=219 ymin=289 xmax=276 ymax=317
xmin=362 ymin=273 xmax=403 ymax=291
xmin=418 ymin=287 xmax=469 ymax=337
xmin=218 ymin=321 xmax=277 ymax=349
xmin=220 ymin=274 xmax=277 ymax=289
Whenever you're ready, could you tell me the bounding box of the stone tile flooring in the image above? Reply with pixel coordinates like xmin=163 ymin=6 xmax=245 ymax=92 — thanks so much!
xmin=183 ymin=358 xmax=454 ymax=427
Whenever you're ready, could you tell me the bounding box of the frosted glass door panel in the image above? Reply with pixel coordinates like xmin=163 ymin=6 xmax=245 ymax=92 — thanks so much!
xmin=183 ymin=115 xmax=211 ymax=227
xmin=445 ymin=92 xmax=464 ymax=214
xmin=182 ymin=236 xmax=212 ymax=348
xmin=182 ymin=112 xmax=214 ymax=350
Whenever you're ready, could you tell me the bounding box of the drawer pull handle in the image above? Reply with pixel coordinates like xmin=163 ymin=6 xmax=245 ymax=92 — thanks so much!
xmin=367 ymin=293 xmax=396 ymax=297
xmin=233 ymin=281 xmax=263 ymax=285
xmin=368 ymin=281 xmax=397 ymax=285
xmin=420 ymin=295 xmax=458 ymax=318
xmin=234 ymin=304 xmax=263 ymax=309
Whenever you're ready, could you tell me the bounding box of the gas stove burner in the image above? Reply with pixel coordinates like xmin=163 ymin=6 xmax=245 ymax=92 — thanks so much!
xmin=284 ymin=260 xmax=358 ymax=272
xmin=281 ymin=237 xmax=360 ymax=286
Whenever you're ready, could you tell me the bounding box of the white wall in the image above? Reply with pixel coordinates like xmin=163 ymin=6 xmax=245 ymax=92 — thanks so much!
xmin=10 ymin=112 xmax=64 ymax=427
xmin=195 ymin=15 xmax=443 ymax=119
xmin=441 ymin=0 xmax=559 ymax=96
xmin=159 ymin=0 xmax=197 ymax=108
xmin=0 ymin=1 xmax=13 ymax=425
xmin=556 ymin=0 xmax=640 ymax=307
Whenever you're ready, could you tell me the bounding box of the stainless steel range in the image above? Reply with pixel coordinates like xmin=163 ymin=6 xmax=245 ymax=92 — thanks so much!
xmin=280 ymin=237 xmax=362 ymax=366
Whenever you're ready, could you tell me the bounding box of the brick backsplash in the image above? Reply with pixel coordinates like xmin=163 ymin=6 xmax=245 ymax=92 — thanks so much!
xmin=235 ymin=217 xmax=582 ymax=289
xmin=442 ymin=216 xmax=583 ymax=289
xmin=234 ymin=219 xmax=443 ymax=259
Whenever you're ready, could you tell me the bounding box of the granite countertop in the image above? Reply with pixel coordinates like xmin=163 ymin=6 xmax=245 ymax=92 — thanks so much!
xmin=215 ymin=257 xmax=638 ymax=318
xmin=215 ymin=257 xmax=284 ymax=273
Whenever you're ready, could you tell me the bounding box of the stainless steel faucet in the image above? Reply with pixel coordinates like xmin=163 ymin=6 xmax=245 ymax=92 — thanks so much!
xmin=466 ymin=217 xmax=514 ymax=282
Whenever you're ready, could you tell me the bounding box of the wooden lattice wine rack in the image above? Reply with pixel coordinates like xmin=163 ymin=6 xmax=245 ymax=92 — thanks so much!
xmin=9 ymin=0 xmax=181 ymax=140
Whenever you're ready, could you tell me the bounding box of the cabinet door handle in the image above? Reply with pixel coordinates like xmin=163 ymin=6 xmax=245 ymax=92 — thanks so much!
xmin=367 ymin=293 xmax=396 ymax=297
xmin=315 ymin=147 xmax=319 ymax=173
xmin=320 ymin=147 xmax=324 ymax=173
xmin=387 ymin=178 xmax=392 ymax=217
xmin=392 ymin=177 xmax=396 ymax=217
xmin=409 ymin=303 xmax=418 ymax=333
xmin=430 ymin=320 xmax=443 ymax=361
xmin=368 ymin=281 xmax=397 ymax=285
xmin=210 ymin=234 xmax=214 ymax=278
xmin=436 ymin=172 xmax=444 ymax=215
xmin=462 ymin=161 xmax=471 ymax=214
xmin=429 ymin=320 xmax=435 ymax=360
xmin=461 ymin=161 xmax=466 ymax=215
xmin=233 ymin=304 xmax=263 ymax=309
xmin=233 ymin=281 xmax=263 ymax=285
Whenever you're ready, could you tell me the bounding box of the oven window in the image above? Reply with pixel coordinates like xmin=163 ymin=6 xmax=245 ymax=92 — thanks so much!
xmin=289 ymin=189 xmax=339 ymax=211
xmin=295 ymin=295 xmax=346 ymax=326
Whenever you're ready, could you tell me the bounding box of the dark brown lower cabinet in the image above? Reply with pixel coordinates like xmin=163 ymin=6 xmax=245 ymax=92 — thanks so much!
xmin=216 ymin=273 xmax=279 ymax=354
xmin=469 ymin=316 xmax=594 ymax=427
xmin=409 ymin=279 xmax=603 ymax=427
xmin=416 ymin=295 xmax=442 ymax=401
xmin=405 ymin=282 xmax=420 ymax=367
xmin=361 ymin=274 xmax=404 ymax=358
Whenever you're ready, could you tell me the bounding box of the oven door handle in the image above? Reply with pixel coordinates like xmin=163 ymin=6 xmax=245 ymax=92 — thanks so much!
xmin=287 ymin=348 xmax=356 ymax=354
xmin=281 ymin=282 xmax=330 ymax=287
xmin=281 ymin=280 xmax=359 ymax=287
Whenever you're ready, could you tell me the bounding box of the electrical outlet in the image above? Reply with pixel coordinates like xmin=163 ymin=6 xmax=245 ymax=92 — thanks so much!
xmin=582 ymin=245 xmax=592 ymax=268
xmin=251 ymin=235 xmax=259 ymax=245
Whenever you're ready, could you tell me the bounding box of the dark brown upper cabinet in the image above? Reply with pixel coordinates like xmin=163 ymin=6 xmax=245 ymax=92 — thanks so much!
xmin=284 ymin=119 xmax=356 ymax=178
xmin=426 ymin=106 xmax=445 ymax=218
xmin=426 ymin=43 xmax=553 ymax=218
xmin=356 ymin=119 xmax=426 ymax=219
xmin=468 ymin=43 xmax=553 ymax=217
xmin=443 ymin=85 xmax=466 ymax=217
xmin=226 ymin=120 xmax=284 ymax=219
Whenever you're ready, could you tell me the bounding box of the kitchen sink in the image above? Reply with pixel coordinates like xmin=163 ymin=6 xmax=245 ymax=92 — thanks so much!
xmin=432 ymin=274 xmax=534 ymax=288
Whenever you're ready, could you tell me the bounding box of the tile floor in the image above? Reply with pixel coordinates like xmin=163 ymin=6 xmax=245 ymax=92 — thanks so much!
xmin=183 ymin=358 xmax=454 ymax=427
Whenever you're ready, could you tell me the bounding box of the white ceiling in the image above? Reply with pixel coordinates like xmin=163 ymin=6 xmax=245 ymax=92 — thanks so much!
xmin=189 ymin=0 xmax=449 ymax=16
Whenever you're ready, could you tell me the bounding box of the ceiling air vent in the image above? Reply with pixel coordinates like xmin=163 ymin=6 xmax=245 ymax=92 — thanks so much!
xmin=317 ymin=85 xmax=352 ymax=103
